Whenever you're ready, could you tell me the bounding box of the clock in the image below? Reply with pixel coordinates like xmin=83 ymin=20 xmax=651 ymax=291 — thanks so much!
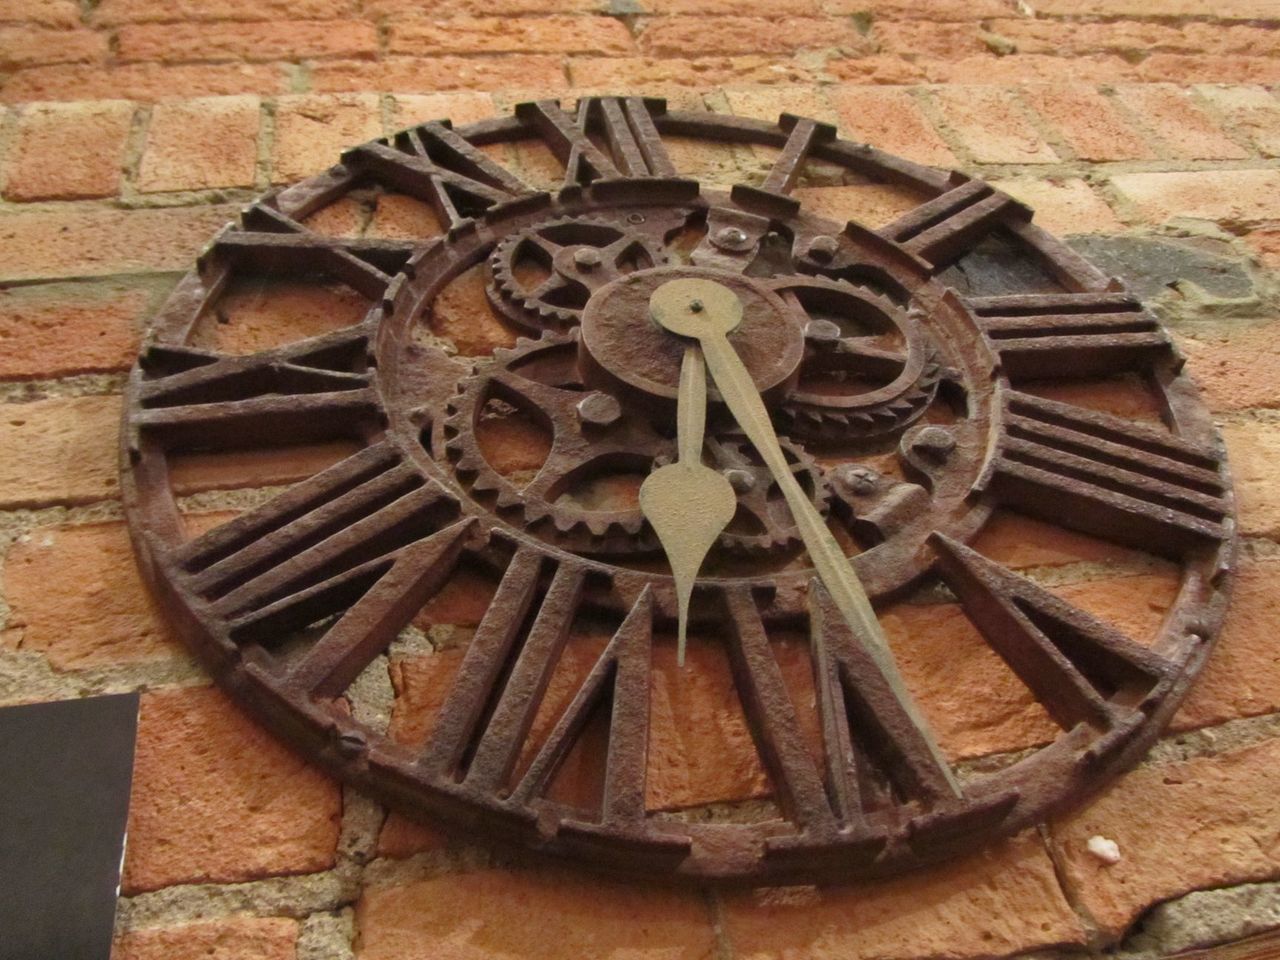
xmin=121 ymin=97 xmax=1234 ymax=884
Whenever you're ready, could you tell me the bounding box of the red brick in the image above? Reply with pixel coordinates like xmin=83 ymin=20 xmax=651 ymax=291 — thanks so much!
xmin=356 ymin=867 xmax=717 ymax=960
xmin=429 ymin=264 xmax=519 ymax=357
xmin=930 ymin=86 xmax=1059 ymax=164
xmin=1223 ymin=421 xmax=1280 ymax=539
xmin=819 ymin=0 xmax=1011 ymax=15
xmin=376 ymin=812 xmax=447 ymax=859
xmin=873 ymin=20 xmax=988 ymax=59
xmin=1178 ymin=321 xmax=1280 ymax=413
xmin=1195 ymin=85 xmax=1280 ymax=158
xmin=0 ymin=0 xmax=80 ymax=28
xmin=309 ymin=55 xmax=568 ymax=95
xmin=647 ymin=0 xmax=820 ymax=12
xmin=0 ymin=26 xmax=106 ymax=69
xmin=973 ymin=512 xmax=1149 ymax=572
xmin=825 ymin=56 xmax=929 ymax=85
xmin=118 ymin=19 xmax=378 ymax=64
xmin=0 ymin=204 xmax=237 ymax=281
xmin=3 ymin=100 xmax=134 ymax=201
xmin=1051 ymin=739 xmax=1280 ymax=939
xmin=0 ymin=281 xmax=144 ymax=377
xmin=922 ymin=53 xmax=1138 ymax=85
xmin=1021 ymin=85 xmax=1154 ymax=162
xmin=388 ymin=92 xmax=495 ymax=131
xmin=988 ymin=18 xmax=1280 ymax=59
xmin=1110 ymin=169 xmax=1280 ymax=225
xmin=1027 ymin=0 xmax=1280 ymax=17
xmin=94 ymin=0 xmax=354 ymax=24
xmin=992 ymin=177 xmax=1123 ymax=235
xmin=1 ymin=62 xmax=289 ymax=103
xmin=192 ymin=276 xmax=372 ymax=354
xmin=1138 ymin=54 xmax=1280 ymax=85
xmin=722 ymin=86 xmax=838 ymax=126
xmin=169 ymin=443 xmax=359 ymax=496
xmin=367 ymin=0 xmax=605 ymax=15
xmin=1244 ymin=226 xmax=1280 ymax=270
xmin=828 ymin=86 xmax=956 ymax=166
xmin=793 ymin=183 xmax=928 ymax=229
xmin=722 ymin=832 xmax=1086 ymax=960
xmin=1175 ymin=555 xmax=1280 ymax=731
xmin=1114 ymin=84 xmax=1248 ymax=160
xmin=272 ymin=94 xmax=382 ymax=182
xmin=139 ymin=97 xmax=259 ymax=192
xmin=638 ymin=16 xmax=865 ymax=57
xmin=390 ymin=15 xmax=633 ymax=56
xmin=2 ymin=522 xmax=181 ymax=670
xmin=568 ymin=55 xmax=817 ymax=89
xmin=0 ymin=395 xmax=120 ymax=509
xmin=123 ymin=685 xmax=342 ymax=893
xmin=114 ymin=917 xmax=298 ymax=960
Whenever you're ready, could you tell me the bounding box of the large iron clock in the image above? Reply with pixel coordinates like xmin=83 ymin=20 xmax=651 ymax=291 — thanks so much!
xmin=121 ymin=98 xmax=1234 ymax=883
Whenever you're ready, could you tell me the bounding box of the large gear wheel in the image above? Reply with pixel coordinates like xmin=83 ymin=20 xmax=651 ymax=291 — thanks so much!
xmin=766 ymin=275 xmax=945 ymax=442
xmin=487 ymin=215 xmax=671 ymax=331
xmin=441 ymin=331 xmax=829 ymax=556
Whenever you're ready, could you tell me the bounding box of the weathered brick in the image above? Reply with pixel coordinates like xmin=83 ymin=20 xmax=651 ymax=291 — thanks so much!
xmin=1178 ymin=321 xmax=1280 ymax=413
xmin=1195 ymin=85 xmax=1280 ymax=157
xmin=722 ymin=832 xmax=1086 ymax=960
xmin=828 ymin=86 xmax=955 ymax=166
xmin=1051 ymin=739 xmax=1280 ymax=939
xmin=1114 ymin=84 xmax=1248 ymax=160
xmin=1 ymin=62 xmax=288 ymax=103
xmin=819 ymin=0 xmax=1011 ymax=16
xmin=368 ymin=0 xmax=604 ymax=14
xmin=930 ymin=86 xmax=1059 ymax=164
xmin=1175 ymin=555 xmax=1280 ymax=731
xmin=123 ymin=685 xmax=342 ymax=893
xmin=388 ymin=92 xmax=495 ymax=131
xmin=0 ymin=26 xmax=106 ymax=69
xmin=1021 ymin=85 xmax=1154 ymax=162
xmin=638 ymin=16 xmax=865 ymax=57
xmin=376 ymin=812 xmax=447 ymax=860
xmin=992 ymin=177 xmax=1123 ymax=235
xmin=193 ymin=276 xmax=372 ymax=354
xmin=169 ymin=443 xmax=359 ymax=496
xmin=1110 ymin=169 xmax=1280 ymax=225
xmin=113 ymin=917 xmax=298 ymax=960
xmin=272 ymin=94 xmax=382 ymax=182
xmin=793 ymin=183 xmax=928 ymax=230
xmin=873 ymin=20 xmax=988 ymax=59
xmin=0 ymin=0 xmax=80 ymax=28
xmin=647 ymin=0 xmax=820 ymax=12
xmin=973 ymin=512 xmax=1150 ymax=572
xmin=0 ymin=281 xmax=145 ymax=377
xmin=0 ymin=395 xmax=120 ymax=509
xmin=1026 ymin=0 xmax=1280 ymax=18
xmin=824 ymin=55 xmax=928 ymax=85
xmin=1244 ymin=226 xmax=1280 ymax=271
xmin=1222 ymin=420 xmax=1280 ymax=539
xmin=429 ymin=264 xmax=519 ymax=357
xmin=922 ymin=53 xmax=1137 ymax=85
xmin=2 ymin=523 xmax=180 ymax=670
xmin=0 ymin=204 xmax=237 ymax=281
xmin=138 ymin=96 xmax=259 ymax=192
xmin=568 ymin=55 xmax=817 ymax=89
xmin=355 ymin=867 xmax=717 ymax=960
xmin=1138 ymin=54 xmax=1280 ymax=85
xmin=117 ymin=19 xmax=378 ymax=64
xmin=3 ymin=100 xmax=133 ymax=201
xmin=94 ymin=0 xmax=354 ymax=24
xmin=390 ymin=15 xmax=633 ymax=56
xmin=722 ymin=86 xmax=838 ymax=126
xmin=309 ymin=55 xmax=568 ymax=95
xmin=988 ymin=19 xmax=1280 ymax=59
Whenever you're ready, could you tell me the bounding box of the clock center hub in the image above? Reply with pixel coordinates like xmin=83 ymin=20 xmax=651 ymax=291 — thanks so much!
xmin=579 ymin=265 xmax=805 ymax=407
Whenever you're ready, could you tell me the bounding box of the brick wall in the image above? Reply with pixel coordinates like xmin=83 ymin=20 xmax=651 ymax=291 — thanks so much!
xmin=1 ymin=2 xmax=1279 ymax=959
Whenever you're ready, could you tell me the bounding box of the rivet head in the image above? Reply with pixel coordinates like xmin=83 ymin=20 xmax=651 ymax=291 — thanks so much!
xmin=573 ymin=247 xmax=603 ymax=270
xmin=806 ymin=235 xmax=840 ymax=262
xmin=837 ymin=465 xmax=879 ymax=495
xmin=911 ymin=426 xmax=956 ymax=462
xmin=712 ymin=226 xmax=752 ymax=252
xmin=576 ymin=392 xmax=622 ymax=427
xmin=805 ymin=319 xmax=842 ymax=343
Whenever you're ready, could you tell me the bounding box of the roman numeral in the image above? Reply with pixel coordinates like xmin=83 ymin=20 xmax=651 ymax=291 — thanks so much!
xmin=209 ymin=204 xmax=413 ymax=299
xmin=981 ymin=390 xmax=1229 ymax=554
xmin=960 ymin=291 xmax=1171 ymax=379
xmin=170 ymin=441 xmax=466 ymax=674
xmin=731 ymin=113 xmax=836 ymax=218
xmin=583 ymin=97 xmax=678 ymax=179
xmin=134 ymin=325 xmax=378 ymax=449
xmin=932 ymin=535 xmax=1174 ymax=730
xmin=342 ymin=122 xmax=532 ymax=228
xmin=878 ymin=177 xmax=1029 ymax=268
xmin=516 ymin=99 xmax=622 ymax=185
xmin=808 ymin=582 xmax=961 ymax=823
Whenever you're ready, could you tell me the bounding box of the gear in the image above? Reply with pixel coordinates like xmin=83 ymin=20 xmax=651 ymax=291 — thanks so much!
xmin=442 ymin=331 xmax=829 ymax=556
xmin=767 ymin=276 xmax=945 ymax=443
xmin=487 ymin=215 xmax=671 ymax=331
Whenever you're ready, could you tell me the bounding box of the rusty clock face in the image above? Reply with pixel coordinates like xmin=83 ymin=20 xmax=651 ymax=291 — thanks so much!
xmin=121 ymin=98 xmax=1235 ymax=884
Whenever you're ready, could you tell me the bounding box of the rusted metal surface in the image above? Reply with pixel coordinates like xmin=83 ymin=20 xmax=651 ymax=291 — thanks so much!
xmin=120 ymin=97 xmax=1236 ymax=885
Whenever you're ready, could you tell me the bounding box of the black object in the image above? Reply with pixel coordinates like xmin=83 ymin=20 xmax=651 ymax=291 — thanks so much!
xmin=0 ymin=693 xmax=140 ymax=960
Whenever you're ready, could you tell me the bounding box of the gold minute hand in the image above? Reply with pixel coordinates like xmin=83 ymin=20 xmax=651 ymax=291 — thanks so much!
xmin=650 ymin=278 xmax=962 ymax=798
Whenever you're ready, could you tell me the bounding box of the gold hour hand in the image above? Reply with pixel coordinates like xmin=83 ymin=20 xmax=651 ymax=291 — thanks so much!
xmin=638 ymin=344 xmax=736 ymax=666
xmin=649 ymin=277 xmax=962 ymax=798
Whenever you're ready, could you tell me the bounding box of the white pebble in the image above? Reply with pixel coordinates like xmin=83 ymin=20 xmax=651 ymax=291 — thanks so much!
xmin=1087 ymin=835 xmax=1122 ymax=865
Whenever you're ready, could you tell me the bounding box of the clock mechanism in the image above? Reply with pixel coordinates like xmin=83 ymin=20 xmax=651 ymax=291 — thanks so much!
xmin=121 ymin=98 xmax=1234 ymax=883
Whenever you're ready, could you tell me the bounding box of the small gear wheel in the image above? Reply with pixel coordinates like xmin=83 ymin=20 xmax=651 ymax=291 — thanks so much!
xmin=442 ymin=332 xmax=829 ymax=556
xmin=768 ymin=276 xmax=945 ymax=442
xmin=487 ymin=215 xmax=671 ymax=331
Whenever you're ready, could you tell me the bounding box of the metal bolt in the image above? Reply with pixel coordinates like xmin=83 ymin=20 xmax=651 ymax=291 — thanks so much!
xmin=712 ymin=226 xmax=752 ymax=252
xmin=911 ymin=426 xmax=956 ymax=463
xmin=805 ymin=319 xmax=842 ymax=343
xmin=689 ymin=299 xmax=704 ymax=313
xmin=806 ymin=235 xmax=840 ymax=262
xmin=576 ymin=392 xmax=622 ymax=427
xmin=573 ymin=248 xmax=603 ymax=270
xmin=837 ymin=465 xmax=879 ymax=495
xmin=724 ymin=468 xmax=755 ymax=493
